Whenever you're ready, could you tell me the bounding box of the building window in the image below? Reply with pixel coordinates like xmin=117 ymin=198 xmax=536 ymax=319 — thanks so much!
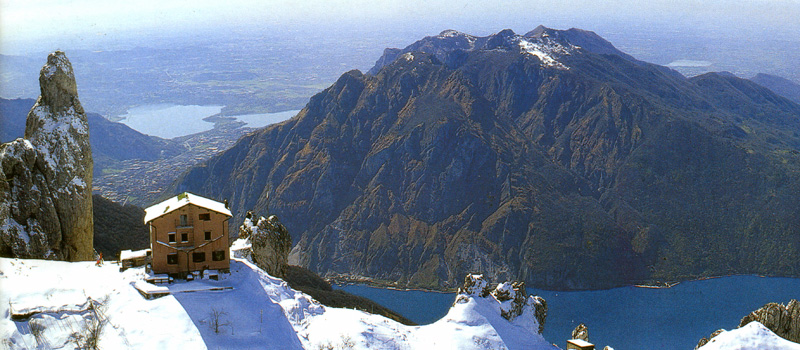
xmin=192 ymin=252 xmax=205 ymax=262
xmin=179 ymin=214 xmax=188 ymax=226
xmin=212 ymin=250 xmax=225 ymax=261
xmin=168 ymin=233 xmax=176 ymax=243
xmin=181 ymin=233 xmax=188 ymax=242
xmin=167 ymin=253 xmax=178 ymax=265
xmin=204 ymin=231 xmax=211 ymax=240
xmin=199 ymin=213 xmax=211 ymax=221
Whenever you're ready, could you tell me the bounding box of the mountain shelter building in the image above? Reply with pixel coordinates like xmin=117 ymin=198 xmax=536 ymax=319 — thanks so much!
xmin=144 ymin=192 xmax=232 ymax=277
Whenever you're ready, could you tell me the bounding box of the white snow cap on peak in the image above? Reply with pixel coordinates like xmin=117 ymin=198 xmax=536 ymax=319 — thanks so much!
xmin=518 ymin=37 xmax=577 ymax=69
xmin=698 ymin=321 xmax=800 ymax=350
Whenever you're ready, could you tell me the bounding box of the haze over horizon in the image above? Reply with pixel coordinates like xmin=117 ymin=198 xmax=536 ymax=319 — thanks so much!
xmin=2 ymin=0 xmax=800 ymax=55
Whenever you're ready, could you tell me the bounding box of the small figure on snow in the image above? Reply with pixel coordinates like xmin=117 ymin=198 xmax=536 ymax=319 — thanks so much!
xmin=96 ymin=252 xmax=104 ymax=266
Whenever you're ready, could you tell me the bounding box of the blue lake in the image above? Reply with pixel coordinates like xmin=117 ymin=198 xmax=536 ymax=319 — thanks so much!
xmin=335 ymin=276 xmax=800 ymax=349
xmin=118 ymin=104 xmax=298 ymax=139
xmin=118 ymin=104 xmax=223 ymax=138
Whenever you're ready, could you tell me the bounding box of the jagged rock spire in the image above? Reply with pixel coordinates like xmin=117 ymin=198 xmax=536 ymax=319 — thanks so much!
xmin=0 ymin=50 xmax=93 ymax=261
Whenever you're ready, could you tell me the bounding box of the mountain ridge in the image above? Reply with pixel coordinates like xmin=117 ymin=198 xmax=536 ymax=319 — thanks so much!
xmin=171 ymin=27 xmax=800 ymax=290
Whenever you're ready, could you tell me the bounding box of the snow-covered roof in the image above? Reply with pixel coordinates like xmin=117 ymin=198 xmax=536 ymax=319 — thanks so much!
xmin=144 ymin=192 xmax=232 ymax=224
xmin=567 ymin=339 xmax=594 ymax=347
xmin=120 ymin=249 xmax=149 ymax=260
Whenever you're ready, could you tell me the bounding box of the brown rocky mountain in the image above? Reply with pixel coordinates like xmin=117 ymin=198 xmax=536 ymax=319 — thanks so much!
xmin=0 ymin=51 xmax=94 ymax=261
xmin=171 ymin=27 xmax=800 ymax=290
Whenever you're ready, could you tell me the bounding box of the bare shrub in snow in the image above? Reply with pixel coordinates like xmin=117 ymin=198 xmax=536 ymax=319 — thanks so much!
xmin=208 ymin=307 xmax=231 ymax=334
xmin=28 ymin=318 xmax=45 ymax=344
xmin=316 ymin=335 xmax=356 ymax=349
xmin=70 ymin=313 xmax=106 ymax=350
xmin=69 ymin=295 xmax=110 ymax=350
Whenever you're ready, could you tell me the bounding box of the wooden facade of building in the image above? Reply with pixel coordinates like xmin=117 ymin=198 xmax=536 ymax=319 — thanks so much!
xmin=144 ymin=193 xmax=232 ymax=276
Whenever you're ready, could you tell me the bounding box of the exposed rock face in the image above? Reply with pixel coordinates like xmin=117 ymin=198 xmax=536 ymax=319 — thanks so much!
xmin=695 ymin=329 xmax=724 ymax=349
xmin=572 ymin=323 xmax=589 ymax=341
xmin=173 ymin=27 xmax=800 ymax=290
xmin=457 ymin=273 xmax=492 ymax=297
xmin=455 ymin=274 xmax=547 ymax=334
xmin=236 ymin=211 xmax=292 ymax=278
xmin=739 ymin=299 xmax=800 ymax=343
xmin=0 ymin=51 xmax=93 ymax=261
xmin=696 ymin=299 xmax=800 ymax=348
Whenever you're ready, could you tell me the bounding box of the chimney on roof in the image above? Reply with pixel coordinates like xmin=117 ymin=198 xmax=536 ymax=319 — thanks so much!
xmin=224 ymin=199 xmax=229 ymax=209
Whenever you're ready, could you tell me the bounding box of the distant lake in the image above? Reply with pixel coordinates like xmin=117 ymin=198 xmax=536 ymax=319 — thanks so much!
xmin=233 ymin=109 xmax=300 ymax=128
xmin=336 ymin=276 xmax=800 ymax=349
xmin=118 ymin=104 xmax=223 ymax=138
xmin=118 ymin=104 xmax=299 ymax=139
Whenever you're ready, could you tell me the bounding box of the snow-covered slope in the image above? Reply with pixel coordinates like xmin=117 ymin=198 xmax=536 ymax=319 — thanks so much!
xmin=697 ymin=322 xmax=800 ymax=350
xmin=1 ymin=256 xmax=556 ymax=349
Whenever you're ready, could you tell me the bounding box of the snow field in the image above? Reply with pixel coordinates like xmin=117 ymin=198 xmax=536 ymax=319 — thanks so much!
xmin=8 ymin=256 xmax=793 ymax=349
xmin=697 ymin=321 xmax=800 ymax=350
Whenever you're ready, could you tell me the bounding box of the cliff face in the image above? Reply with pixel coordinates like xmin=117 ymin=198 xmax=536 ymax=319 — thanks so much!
xmin=172 ymin=27 xmax=800 ymax=290
xmin=697 ymin=300 xmax=800 ymax=348
xmin=739 ymin=300 xmax=800 ymax=343
xmin=0 ymin=51 xmax=93 ymax=261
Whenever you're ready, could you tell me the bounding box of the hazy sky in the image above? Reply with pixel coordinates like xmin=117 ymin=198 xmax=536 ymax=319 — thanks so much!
xmin=2 ymin=0 xmax=799 ymax=54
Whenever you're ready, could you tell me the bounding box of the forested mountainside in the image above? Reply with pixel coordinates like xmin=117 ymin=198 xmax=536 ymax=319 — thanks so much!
xmin=171 ymin=26 xmax=800 ymax=290
xmin=750 ymin=73 xmax=800 ymax=104
xmin=91 ymin=194 xmax=149 ymax=258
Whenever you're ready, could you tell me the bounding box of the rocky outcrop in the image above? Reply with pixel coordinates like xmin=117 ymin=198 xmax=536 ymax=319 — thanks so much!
xmin=695 ymin=329 xmax=724 ymax=349
xmin=457 ymin=273 xmax=492 ymax=297
xmin=455 ymin=274 xmax=547 ymax=334
xmin=235 ymin=211 xmax=292 ymax=278
xmin=739 ymin=299 xmax=800 ymax=343
xmin=696 ymin=299 xmax=800 ymax=348
xmin=0 ymin=51 xmax=93 ymax=261
xmin=572 ymin=323 xmax=589 ymax=341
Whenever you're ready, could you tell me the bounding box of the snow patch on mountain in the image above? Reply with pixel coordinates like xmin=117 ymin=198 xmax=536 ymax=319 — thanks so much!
xmin=518 ymin=38 xmax=577 ymax=69
xmin=697 ymin=321 xmax=800 ymax=350
xmin=1 ymin=256 xmax=558 ymax=349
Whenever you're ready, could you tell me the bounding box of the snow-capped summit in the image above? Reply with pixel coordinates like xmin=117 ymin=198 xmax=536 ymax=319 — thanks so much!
xmin=368 ymin=27 xmax=584 ymax=74
xmin=455 ymin=274 xmax=549 ymax=336
xmin=697 ymin=321 xmax=800 ymax=350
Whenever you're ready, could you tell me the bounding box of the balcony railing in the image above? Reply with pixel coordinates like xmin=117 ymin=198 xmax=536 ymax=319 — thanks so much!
xmin=175 ymin=218 xmax=194 ymax=228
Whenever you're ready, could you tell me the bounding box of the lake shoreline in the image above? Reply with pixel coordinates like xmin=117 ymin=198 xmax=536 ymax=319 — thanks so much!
xmin=335 ymin=275 xmax=800 ymax=349
xmin=330 ymin=273 xmax=793 ymax=293
xmin=115 ymin=104 xmax=299 ymax=139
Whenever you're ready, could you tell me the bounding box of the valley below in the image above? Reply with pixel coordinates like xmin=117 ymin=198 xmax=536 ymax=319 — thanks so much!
xmin=93 ymin=106 xmax=300 ymax=205
xmin=3 ymin=11 xmax=800 ymax=348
